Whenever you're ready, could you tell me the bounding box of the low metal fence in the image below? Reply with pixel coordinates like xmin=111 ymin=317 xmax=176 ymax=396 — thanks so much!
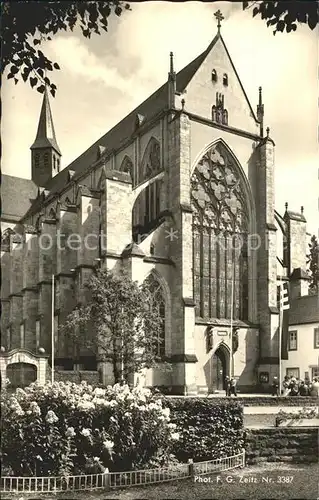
xmin=1 ymin=450 xmax=245 ymax=493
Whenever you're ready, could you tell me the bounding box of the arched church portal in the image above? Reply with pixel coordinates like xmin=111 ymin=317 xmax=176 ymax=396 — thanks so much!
xmin=210 ymin=344 xmax=229 ymax=392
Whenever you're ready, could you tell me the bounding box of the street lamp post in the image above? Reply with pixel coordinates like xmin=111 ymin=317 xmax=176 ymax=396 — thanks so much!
xmin=120 ymin=306 xmax=124 ymax=384
xmin=229 ymin=259 xmax=235 ymax=379
xmin=51 ymin=267 xmax=77 ymax=383
xmin=51 ymin=273 xmax=55 ymax=384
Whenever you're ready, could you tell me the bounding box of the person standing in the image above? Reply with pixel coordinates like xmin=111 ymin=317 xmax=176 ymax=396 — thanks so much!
xmin=310 ymin=377 xmax=319 ymax=397
xmin=271 ymin=376 xmax=279 ymax=396
xmin=299 ymin=381 xmax=309 ymax=396
xmin=282 ymin=375 xmax=291 ymax=396
xmin=224 ymin=376 xmax=231 ymax=397
xmin=290 ymin=380 xmax=299 ymax=396
xmin=230 ymin=377 xmax=237 ymax=397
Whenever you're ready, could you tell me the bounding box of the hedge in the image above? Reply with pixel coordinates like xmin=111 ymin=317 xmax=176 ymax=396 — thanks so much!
xmin=164 ymin=397 xmax=244 ymax=462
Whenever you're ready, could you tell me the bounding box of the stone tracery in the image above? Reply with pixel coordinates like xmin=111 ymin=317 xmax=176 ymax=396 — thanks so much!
xmin=144 ymin=274 xmax=166 ymax=357
xmin=191 ymin=142 xmax=249 ymax=320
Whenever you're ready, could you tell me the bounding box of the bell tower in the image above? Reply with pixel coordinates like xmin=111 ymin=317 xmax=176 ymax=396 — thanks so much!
xmin=30 ymin=88 xmax=61 ymax=186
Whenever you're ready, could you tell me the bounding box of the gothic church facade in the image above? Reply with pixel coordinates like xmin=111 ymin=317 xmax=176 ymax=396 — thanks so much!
xmin=1 ymin=22 xmax=311 ymax=393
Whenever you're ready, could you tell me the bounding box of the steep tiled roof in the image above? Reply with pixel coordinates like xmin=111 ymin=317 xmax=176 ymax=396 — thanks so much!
xmin=24 ymin=35 xmax=221 ymax=208
xmin=1 ymin=175 xmax=38 ymax=221
xmin=284 ymin=210 xmax=306 ymax=223
xmin=289 ymin=294 xmax=319 ymax=325
xmin=290 ymin=268 xmax=310 ymax=281
xmin=22 ymin=31 xmax=258 ymax=220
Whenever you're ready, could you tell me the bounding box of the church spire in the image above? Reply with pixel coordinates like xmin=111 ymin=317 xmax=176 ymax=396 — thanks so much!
xmin=31 ymin=87 xmax=61 ymax=154
xmin=30 ymin=88 xmax=62 ymax=186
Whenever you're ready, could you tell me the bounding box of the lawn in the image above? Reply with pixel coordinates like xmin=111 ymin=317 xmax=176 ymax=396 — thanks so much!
xmin=244 ymin=413 xmax=275 ymax=427
xmin=18 ymin=463 xmax=314 ymax=500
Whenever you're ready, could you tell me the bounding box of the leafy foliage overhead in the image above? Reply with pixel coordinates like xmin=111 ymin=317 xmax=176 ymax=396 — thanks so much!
xmin=1 ymin=1 xmax=130 ymax=96
xmin=243 ymin=1 xmax=319 ymax=33
xmin=307 ymin=235 xmax=319 ymax=294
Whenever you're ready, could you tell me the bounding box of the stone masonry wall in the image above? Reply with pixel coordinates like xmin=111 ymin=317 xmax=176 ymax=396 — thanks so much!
xmin=256 ymin=139 xmax=279 ymax=381
xmin=166 ymin=111 xmax=197 ymax=394
xmin=245 ymin=427 xmax=318 ymax=464
xmin=54 ymin=370 xmax=99 ymax=385
xmin=287 ymin=218 xmax=307 ymax=273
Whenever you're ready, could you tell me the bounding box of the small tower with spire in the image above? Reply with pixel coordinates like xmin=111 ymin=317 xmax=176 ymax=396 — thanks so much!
xmin=30 ymin=88 xmax=61 ymax=187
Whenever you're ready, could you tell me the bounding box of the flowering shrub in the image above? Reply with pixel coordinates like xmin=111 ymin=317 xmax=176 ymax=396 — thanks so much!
xmin=1 ymin=382 xmax=178 ymax=476
xmin=165 ymin=398 xmax=244 ymax=462
xmin=275 ymin=407 xmax=319 ymax=426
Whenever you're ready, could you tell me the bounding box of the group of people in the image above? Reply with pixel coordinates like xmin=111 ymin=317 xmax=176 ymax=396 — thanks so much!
xmin=271 ymin=375 xmax=319 ymax=397
xmin=224 ymin=376 xmax=237 ymax=397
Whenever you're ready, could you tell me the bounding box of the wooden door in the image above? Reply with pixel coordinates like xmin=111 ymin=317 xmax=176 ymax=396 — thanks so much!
xmin=211 ymin=349 xmax=225 ymax=391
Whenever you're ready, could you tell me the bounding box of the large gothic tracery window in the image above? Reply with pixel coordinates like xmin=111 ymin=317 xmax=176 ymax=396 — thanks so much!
xmin=191 ymin=143 xmax=249 ymax=321
xmin=144 ymin=274 xmax=166 ymax=357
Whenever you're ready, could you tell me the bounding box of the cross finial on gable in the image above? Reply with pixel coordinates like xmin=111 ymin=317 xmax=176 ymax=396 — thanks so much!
xmin=214 ymin=9 xmax=224 ymax=32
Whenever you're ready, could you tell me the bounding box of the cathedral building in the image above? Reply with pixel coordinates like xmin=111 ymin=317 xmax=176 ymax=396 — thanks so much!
xmin=1 ymin=16 xmax=316 ymax=393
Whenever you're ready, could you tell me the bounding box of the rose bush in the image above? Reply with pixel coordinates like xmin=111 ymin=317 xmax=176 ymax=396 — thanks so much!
xmin=1 ymin=381 xmax=178 ymax=476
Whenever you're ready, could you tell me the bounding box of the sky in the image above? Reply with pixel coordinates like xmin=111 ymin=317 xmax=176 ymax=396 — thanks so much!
xmin=2 ymin=1 xmax=318 ymax=234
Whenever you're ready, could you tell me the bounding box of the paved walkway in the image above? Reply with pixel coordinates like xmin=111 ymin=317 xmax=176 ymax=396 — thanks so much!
xmin=168 ymin=393 xmax=274 ymax=398
xmin=207 ymin=393 xmax=273 ymax=398
xmin=243 ymin=406 xmax=310 ymax=414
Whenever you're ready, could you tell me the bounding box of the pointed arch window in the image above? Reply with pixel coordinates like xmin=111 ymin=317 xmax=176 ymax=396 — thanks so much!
xmin=222 ymin=110 xmax=228 ymax=125
xmin=49 ymin=207 xmax=56 ymax=219
xmin=212 ymin=106 xmax=217 ymax=122
xmin=120 ymin=156 xmax=133 ymax=178
xmin=144 ymin=274 xmax=166 ymax=357
xmin=132 ymin=179 xmax=161 ymax=242
xmin=139 ymin=138 xmax=161 ymax=183
xmin=211 ymin=69 xmax=217 ymax=82
xmin=191 ymin=142 xmax=249 ymax=320
xmin=20 ymin=322 xmax=25 ymax=349
xmin=44 ymin=152 xmax=49 ymax=169
xmin=34 ymin=153 xmax=40 ymax=169
xmin=223 ymin=73 xmax=228 ymax=86
xmin=7 ymin=326 xmax=12 ymax=351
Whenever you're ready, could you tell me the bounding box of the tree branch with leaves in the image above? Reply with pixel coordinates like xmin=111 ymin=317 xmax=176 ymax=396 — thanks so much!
xmin=61 ymin=269 xmax=168 ymax=384
xmin=243 ymin=1 xmax=318 ymax=34
xmin=1 ymin=1 xmax=130 ymax=96
xmin=307 ymin=234 xmax=319 ymax=294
